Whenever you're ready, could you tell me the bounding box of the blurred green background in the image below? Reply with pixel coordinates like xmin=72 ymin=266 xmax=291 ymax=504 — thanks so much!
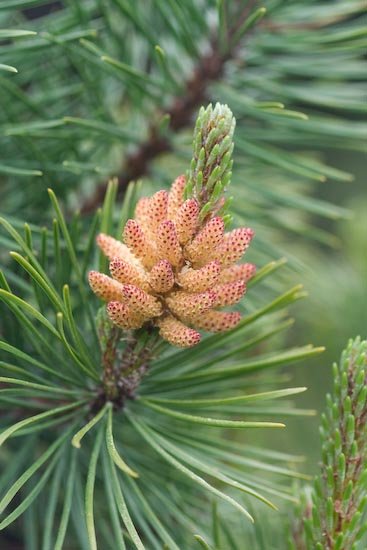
xmin=277 ymin=149 xmax=366 ymax=470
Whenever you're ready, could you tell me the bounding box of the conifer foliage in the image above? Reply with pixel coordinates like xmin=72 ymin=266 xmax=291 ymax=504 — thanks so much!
xmin=291 ymin=338 xmax=367 ymax=550
xmin=0 ymin=1 xmax=366 ymax=548
xmin=0 ymin=104 xmax=323 ymax=547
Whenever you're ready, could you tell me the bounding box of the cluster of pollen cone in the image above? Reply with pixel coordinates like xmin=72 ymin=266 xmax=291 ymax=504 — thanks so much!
xmin=89 ymin=175 xmax=255 ymax=348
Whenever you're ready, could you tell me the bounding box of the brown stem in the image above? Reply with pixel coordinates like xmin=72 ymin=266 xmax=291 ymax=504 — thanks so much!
xmin=96 ymin=323 xmax=160 ymax=410
xmin=80 ymin=0 xmax=259 ymax=214
xmin=101 ymin=324 xmax=123 ymax=400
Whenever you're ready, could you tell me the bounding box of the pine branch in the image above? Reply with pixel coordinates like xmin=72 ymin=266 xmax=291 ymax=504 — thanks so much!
xmin=79 ymin=0 xmax=260 ymax=214
xmin=291 ymin=337 xmax=367 ymax=550
xmin=0 ymin=104 xmax=321 ymax=547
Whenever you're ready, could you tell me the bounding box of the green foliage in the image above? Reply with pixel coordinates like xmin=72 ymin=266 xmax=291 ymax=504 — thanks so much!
xmin=291 ymin=200 xmax=367 ymax=362
xmin=0 ymin=1 xmax=366 ymax=548
xmin=290 ymin=338 xmax=367 ymax=549
xmin=0 ymin=0 xmax=365 ymax=262
xmin=0 ymin=173 xmax=323 ymax=546
xmin=185 ymin=103 xmax=235 ymax=223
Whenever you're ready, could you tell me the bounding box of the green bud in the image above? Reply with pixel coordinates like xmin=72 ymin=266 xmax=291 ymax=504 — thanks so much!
xmin=199 ymin=202 xmax=213 ymax=221
xmin=205 ymin=127 xmax=219 ymax=151
xmin=341 ymin=371 xmax=348 ymax=400
xmin=219 ymin=197 xmax=234 ymax=221
xmin=196 ymin=172 xmax=203 ymax=194
xmin=326 ymin=465 xmax=334 ymax=494
xmin=207 ymin=165 xmax=222 ymax=190
xmin=349 ymin=440 xmax=358 ymax=459
xmin=303 ymin=518 xmax=314 ymax=541
xmin=196 ymin=147 xmax=206 ymax=173
xmin=359 ymin=469 xmax=367 ymax=488
xmin=222 ymin=214 xmax=233 ymax=228
xmin=211 ymin=181 xmax=223 ymax=202
xmin=355 ymin=368 xmax=364 ymax=388
xmin=201 ymin=103 xmax=211 ymax=127
xmin=334 ymin=429 xmax=342 ymax=456
xmin=357 ymin=495 xmax=367 ymax=513
xmin=354 ymin=386 xmax=367 ymax=418
xmin=224 ymin=196 xmax=233 ymax=208
xmin=296 ymin=338 xmax=367 ymax=547
xmin=207 ymin=143 xmax=220 ymax=168
xmin=221 ymin=170 xmax=232 ymax=189
xmin=334 ymin=533 xmax=344 ymax=550
xmin=218 ymin=135 xmax=232 ymax=156
xmin=342 ymin=480 xmax=353 ymax=510
xmin=326 ymin=497 xmax=334 ymax=531
xmin=347 ymin=510 xmax=361 ymax=533
xmin=346 ymin=414 xmax=355 ymax=447
xmin=185 ymin=103 xmax=235 ymax=221
xmin=193 ymin=132 xmax=203 ymax=157
xmin=338 ymin=453 xmax=346 ymax=486
xmin=184 ymin=179 xmax=193 ymax=201
xmin=356 ymin=519 xmax=367 ymax=540
xmin=190 ymin=157 xmax=196 ymax=174
xmin=344 ymin=395 xmax=352 ymax=416
xmin=195 ymin=105 xmax=205 ymax=129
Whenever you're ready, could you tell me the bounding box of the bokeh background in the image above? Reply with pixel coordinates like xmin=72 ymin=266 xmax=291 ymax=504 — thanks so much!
xmin=279 ymin=150 xmax=366 ymax=470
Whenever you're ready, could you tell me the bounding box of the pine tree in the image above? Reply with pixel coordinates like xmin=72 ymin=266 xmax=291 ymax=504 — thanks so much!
xmin=0 ymin=1 xmax=366 ymax=548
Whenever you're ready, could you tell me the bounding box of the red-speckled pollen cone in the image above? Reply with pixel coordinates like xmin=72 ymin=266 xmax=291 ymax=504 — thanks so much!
xmin=89 ymin=175 xmax=255 ymax=348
